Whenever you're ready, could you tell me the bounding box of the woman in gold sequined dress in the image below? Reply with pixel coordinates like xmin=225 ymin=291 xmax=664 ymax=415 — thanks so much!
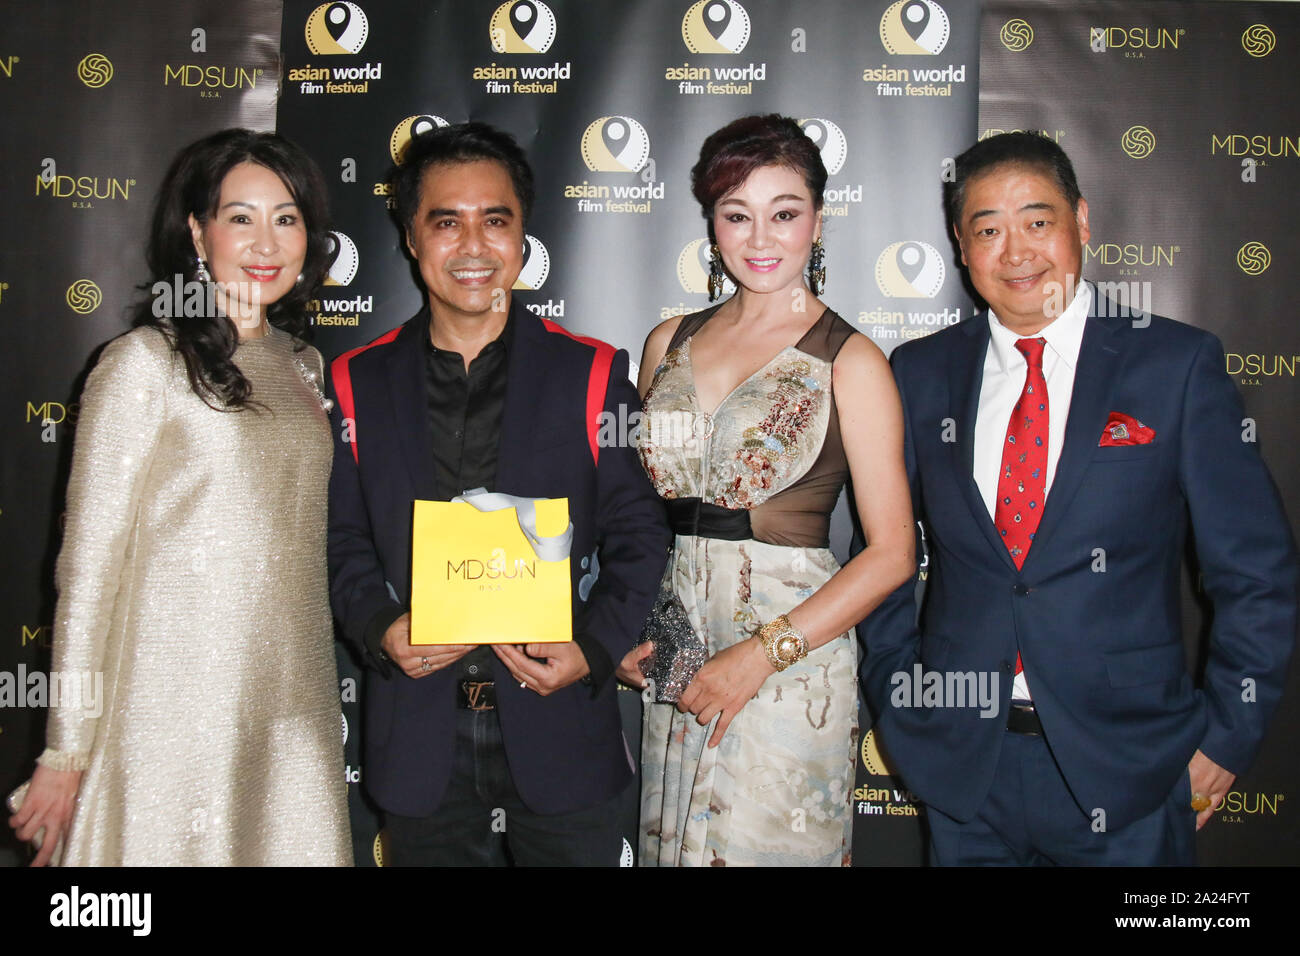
xmin=622 ymin=115 xmax=915 ymax=866
xmin=8 ymin=130 xmax=351 ymax=865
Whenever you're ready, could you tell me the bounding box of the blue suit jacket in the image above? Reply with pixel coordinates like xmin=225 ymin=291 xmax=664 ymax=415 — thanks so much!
xmin=859 ymin=292 xmax=1297 ymax=829
xmin=326 ymin=303 xmax=669 ymax=817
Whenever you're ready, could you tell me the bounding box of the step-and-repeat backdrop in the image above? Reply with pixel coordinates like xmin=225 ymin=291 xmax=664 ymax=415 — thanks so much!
xmin=0 ymin=0 xmax=1293 ymax=867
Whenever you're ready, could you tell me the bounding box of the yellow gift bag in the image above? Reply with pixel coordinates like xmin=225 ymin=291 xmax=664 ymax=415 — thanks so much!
xmin=410 ymin=488 xmax=573 ymax=645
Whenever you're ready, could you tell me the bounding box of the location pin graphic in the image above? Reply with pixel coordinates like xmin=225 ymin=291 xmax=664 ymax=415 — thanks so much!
xmin=802 ymin=120 xmax=827 ymax=148
xmin=602 ymin=118 xmax=627 ymax=162
xmin=897 ymin=242 xmax=927 ymax=287
xmin=510 ymin=0 xmax=536 ymax=40
xmin=902 ymin=1 xmax=931 ymax=43
xmin=326 ymin=3 xmax=352 ymax=43
xmin=704 ymin=1 xmax=732 ymax=41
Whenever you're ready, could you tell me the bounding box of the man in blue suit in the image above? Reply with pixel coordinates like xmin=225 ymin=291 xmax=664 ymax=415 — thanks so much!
xmin=327 ymin=123 xmax=669 ymax=865
xmin=860 ymin=133 xmax=1297 ymax=865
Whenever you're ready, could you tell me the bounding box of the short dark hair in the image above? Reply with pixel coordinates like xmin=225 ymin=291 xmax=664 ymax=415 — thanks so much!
xmin=391 ymin=122 xmax=535 ymax=237
xmin=691 ymin=114 xmax=828 ymax=218
xmin=945 ymin=132 xmax=1083 ymax=232
xmin=135 ymin=128 xmax=333 ymax=409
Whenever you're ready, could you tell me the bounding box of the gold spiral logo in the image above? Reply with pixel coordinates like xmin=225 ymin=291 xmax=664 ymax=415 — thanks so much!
xmin=1236 ymin=241 xmax=1271 ymax=276
xmin=76 ymin=53 xmax=113 ymax=88
xmin=999 ymin=18 xmax=1033 ymax=52
xmin=1121 ymin=124 xmax=1156 ymax=159
xmin=65 ymin=279 xmax=102 ymax=314
xmin=1241 ymin=24 xmax=1276 ymax=58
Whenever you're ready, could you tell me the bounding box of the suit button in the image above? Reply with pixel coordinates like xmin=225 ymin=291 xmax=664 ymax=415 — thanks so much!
xmin=1002 ymin=661 xmax=1013 ymax=673
xmin=1013 ymin=584 xmax=1030 ymax=596
xmin=468 ymin=664 xmax=479 ymax=675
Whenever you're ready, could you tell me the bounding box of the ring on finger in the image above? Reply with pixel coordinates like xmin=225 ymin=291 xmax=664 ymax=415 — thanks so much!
xmin=420 ymin=657 xmax=431 ymax=672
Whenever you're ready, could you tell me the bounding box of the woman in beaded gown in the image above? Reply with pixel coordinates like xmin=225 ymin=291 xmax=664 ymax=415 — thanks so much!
xmin=8 ymin=131 xmax=352 ymax=865
xmin=621 ymin=116 xmax=915 ymax=866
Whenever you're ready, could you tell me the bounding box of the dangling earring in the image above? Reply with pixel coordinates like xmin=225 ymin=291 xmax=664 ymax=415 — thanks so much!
xmin=808 ymin=237 xmax=826 ymax=296
xmin=295 ymin=272 xmax=304 ymax=286
xmin=195 ymin=256 xmax=212 ymax=284
xmin=707 ymin=243 xmax=725 ymax=302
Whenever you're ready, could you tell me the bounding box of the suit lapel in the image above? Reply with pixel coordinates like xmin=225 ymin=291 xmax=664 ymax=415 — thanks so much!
xmin=1021 ymin=305 xmax=1125 ymax=572
xmin=387 ymin=313 xmax=437 ymax=500
xmin=953 ymin=315 xmax=1018 ymax=571
xmin=496 ymin=304 xmax=551 ymax=493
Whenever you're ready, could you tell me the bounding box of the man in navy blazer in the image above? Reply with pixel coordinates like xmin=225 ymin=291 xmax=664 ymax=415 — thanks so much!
xmin=326 ymin=123 xmax=669 ymax=865
xmin=859 ymin=133 xmax=1297 ymax=865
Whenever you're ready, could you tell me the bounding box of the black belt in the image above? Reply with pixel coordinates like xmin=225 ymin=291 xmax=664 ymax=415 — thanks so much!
xmin=458 ymin=680 xmax=497 ymax=711
xmin=666 ymin=497 xmax=752 ymax=540
xmin=1006 ymin=701 xmax=1043 ymax=735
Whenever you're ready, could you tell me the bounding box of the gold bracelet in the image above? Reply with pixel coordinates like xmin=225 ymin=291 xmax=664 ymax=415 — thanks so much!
xmin=758 ymin=614 xmax=809 ymax=671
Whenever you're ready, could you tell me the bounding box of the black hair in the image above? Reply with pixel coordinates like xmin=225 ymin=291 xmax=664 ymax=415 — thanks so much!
xmin=391 ymin=121 xmax=535 ymax=239
xmin=133 ymin=128 xmax=333 ymax=410
xmin=945 ymin=132 xmax=1083 ymax=232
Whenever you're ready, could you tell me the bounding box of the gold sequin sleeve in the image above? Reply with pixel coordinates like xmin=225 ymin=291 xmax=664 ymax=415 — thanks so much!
xmin=39 ymin=329 xmax=170 ymax=769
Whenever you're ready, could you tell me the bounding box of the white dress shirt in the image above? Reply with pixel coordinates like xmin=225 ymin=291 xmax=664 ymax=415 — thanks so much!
xmin=973 ymin=281 xmax=1092 ymax=699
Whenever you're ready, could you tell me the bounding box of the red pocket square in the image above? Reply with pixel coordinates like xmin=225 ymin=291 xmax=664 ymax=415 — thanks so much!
xmin=1099 ymin=411 xmax=1156 ymax=446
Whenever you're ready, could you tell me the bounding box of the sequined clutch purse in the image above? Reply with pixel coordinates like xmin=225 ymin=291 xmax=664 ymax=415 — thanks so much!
xmin=6 ymin=780 xmax=66 ymax=866
xmin=636 ymin=579 xmax=707 ymax=703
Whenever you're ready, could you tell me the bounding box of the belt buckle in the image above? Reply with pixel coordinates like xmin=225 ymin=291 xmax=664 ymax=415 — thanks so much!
xmin=463 ymin=680 xmax=494 ymax=711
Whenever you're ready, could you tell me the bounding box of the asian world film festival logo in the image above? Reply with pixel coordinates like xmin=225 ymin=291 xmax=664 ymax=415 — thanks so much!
xmin=1121 ymin=125 xmax=1156 ymax=159
xmin=390 ymin=113 xmax=450 ymax=164
xmin=677 ymin=238 xmax=735 ymax=297
xmin=66 ymin=279 xmax=102 ymax=314
xmin=1236 ymin=242 xmax=1270 ymax=276
xmin=799 ymin=118 xmax=847 ymax=176
xmin=999 ymin=18 xmax=1034 ymax=52
xmin=325 ymin=232 xmax=359 ymax=286
xmin=876 ymin=241 xmax=945 ymax=298
xmin=490 ymin=1 xmax=557 ymax=53
xmin=513 ymin=235 xmax=551 ymax=290
xmin=879 ymin=1 xmax=950 ymax=55
xmin=77 ymin=53 xmax=113 ymax=88
xmin=306 ymin=2 xmax=370 ymax=55
xmin=1241 ymin=24 xmax=1276 ymax=58
xmin=681 ymin=0 xmax=751 ymax=54
xmin=581 ymin=116 xmax=651 ymax=173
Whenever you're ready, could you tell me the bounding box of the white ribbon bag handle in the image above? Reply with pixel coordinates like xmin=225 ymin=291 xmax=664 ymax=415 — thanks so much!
xmin=452 ymin=488 xmax=573 ymax=563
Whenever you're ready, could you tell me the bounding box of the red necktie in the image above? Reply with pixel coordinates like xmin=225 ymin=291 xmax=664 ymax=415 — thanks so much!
xmin=995 ymin=337 xmax=1048 ymax=676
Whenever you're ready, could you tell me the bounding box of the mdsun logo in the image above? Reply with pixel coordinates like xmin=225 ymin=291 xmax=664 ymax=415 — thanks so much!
xmin=490 ymin=1 xmax=557 ymax=53
xmin=306 ymin=2 xmax=369 ymax=55
xmin=999 ymin=18 xmax=1033 ymax=52
xmin=880 ymin=1 xmax=950 ymax=55
xmin=681 ymin=0 xmax=751 ymax=54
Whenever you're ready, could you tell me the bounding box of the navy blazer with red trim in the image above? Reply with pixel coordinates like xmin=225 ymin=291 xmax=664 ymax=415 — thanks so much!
xmin=326 ymin=303 xmax=669 ymax=817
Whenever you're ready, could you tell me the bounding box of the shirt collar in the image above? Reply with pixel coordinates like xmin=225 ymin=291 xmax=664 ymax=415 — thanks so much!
xmin=424 ymin=309 xmax=515 ymax=361
xmin=987 ymin=280 xmax=1092 ymax=376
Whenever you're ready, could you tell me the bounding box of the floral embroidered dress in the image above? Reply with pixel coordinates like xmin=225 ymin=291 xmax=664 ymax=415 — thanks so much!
xmin=638 ymin=305 xmax=858 ymax=866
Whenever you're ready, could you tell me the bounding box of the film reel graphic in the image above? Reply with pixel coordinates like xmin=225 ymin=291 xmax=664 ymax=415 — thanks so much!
xmin=325 ymin=232 xmax=359 ymax=286
xmin=390 ymin=114 xmax=451 ymax=165
xmin=305 ymin=2 xmax=369 ymax=55
xmin=580 ymin=116 xmax=651 ymax=173
xmin=513 ymin=235 xmax=551 ymax=290
xmin=681 ymin=0 xmax=751 ymax=54
xmin=879 ymin=0 xmax=951 ymax=55
xmin=799 ymin=118 xmax=847 ymax=177
xmin=875 ymin=241 xmax=945 ymax=298
xmin=676 ymin=238 xmax=735 ymax=297
xmin=489 ymin=0 xmax=557 ymax=54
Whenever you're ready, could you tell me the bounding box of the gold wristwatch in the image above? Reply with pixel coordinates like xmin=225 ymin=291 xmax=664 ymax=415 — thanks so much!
xmin=758 ymin=614 xmax=809 ymax=671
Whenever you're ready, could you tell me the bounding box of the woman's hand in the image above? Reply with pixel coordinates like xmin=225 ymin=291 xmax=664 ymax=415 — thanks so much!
xmin=616 ymin=641 xmax=655 ymax=689
xmin=677 ymin=637 xmax=775 ymax=748
xmin=8 ymin=764 xmax=82 ymax=866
